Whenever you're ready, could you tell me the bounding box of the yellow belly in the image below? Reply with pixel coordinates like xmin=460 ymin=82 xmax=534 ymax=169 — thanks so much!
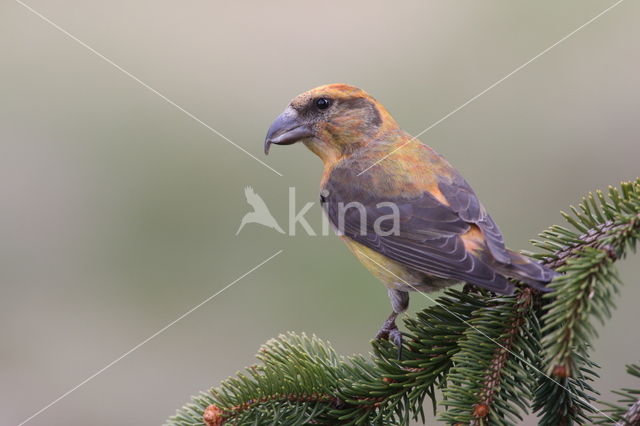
xmin=341 ymin=237 xmax=422 ymax=291
xmin=341 ymin=237 xmax=460 ymax=293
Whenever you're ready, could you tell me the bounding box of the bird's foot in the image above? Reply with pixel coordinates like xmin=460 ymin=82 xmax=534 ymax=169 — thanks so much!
xmin=376 ymin=316 xmax=404 ymax=360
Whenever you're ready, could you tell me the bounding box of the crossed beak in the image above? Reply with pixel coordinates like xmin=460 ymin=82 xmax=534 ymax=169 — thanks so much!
xmin=264 ymin=107 xmax=314 ymax=155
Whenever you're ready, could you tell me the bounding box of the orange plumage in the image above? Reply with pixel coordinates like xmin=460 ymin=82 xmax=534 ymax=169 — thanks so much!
xmin=265 ymin=84 xmax=555 ymax=349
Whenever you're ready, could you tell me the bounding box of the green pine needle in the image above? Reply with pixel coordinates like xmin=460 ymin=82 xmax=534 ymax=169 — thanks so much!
xmin=166 ymin=179 xmax=640 ymax=426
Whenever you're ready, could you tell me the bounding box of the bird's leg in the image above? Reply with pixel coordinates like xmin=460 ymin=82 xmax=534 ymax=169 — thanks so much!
xmin=376 ymin=289 xmax=409 ymax=360
xmin=376 ymin=311 xmax=402 ymax=341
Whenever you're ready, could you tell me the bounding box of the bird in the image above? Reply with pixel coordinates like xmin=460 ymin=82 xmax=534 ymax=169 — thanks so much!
xmin=264 ymin=83 xmax=555 ymax=351
xmin=236 ymin=186 xmax=285 ymax=235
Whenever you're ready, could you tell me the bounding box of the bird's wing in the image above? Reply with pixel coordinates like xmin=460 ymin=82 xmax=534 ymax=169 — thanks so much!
xmin=323 ymin=165 xmax=513 ymax=294
xmin=245 ymin=186 xmax=270 ymax=211
xmin=437 ymin=173 xmax=511 ymax=264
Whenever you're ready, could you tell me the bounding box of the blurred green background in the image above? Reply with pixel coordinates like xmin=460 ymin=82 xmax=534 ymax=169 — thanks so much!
xmin=1 ymin=1 xmax=638 ymax=425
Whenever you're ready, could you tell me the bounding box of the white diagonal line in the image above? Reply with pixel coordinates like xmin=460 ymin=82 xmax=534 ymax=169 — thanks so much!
xmin=354 ymin=249 xmax=615 ymax=423
xmin=17 ymin=249 xmax=284 ymax=426
xmin=14 ymin=0 xmax=283 ymax=177
xmin=357 ymin=0 xmax=625 ymax=176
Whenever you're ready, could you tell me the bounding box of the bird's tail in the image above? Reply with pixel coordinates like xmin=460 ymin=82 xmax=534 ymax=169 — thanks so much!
xmin=496 ymin=249 xmax=557 ymax=292
xmin=235 ymin=217 xmax=247 ymax=235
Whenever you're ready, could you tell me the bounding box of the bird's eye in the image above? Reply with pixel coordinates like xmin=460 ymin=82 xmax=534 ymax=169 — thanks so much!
xmin=315 ymin=98 xmax=331 ymax=110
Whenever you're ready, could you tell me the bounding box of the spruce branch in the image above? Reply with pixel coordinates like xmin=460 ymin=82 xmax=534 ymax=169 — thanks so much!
xmin=616 ymin=401 xmax=640 ymax=426
xmin=593 ymin=363 xmax=640 ymax=425
xmin=532 ymin=348 xmax=600 ymax=426
xmin=535 ymin=183 xmax=639 ymax=372
xmin=331 ymin=289 xmax=486 ymax=424
xmin=530 ymin=180 xmax=639 ymax=424
xmin=166 ymin=179 xmax=640 ymax=426
xmin=439 ymin=288 xmax=538 ymax=425
xmin=170 ymin=333 xmax=350 ymax=426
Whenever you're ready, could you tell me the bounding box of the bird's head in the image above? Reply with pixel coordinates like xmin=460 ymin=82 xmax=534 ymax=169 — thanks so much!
xmin=264 ymin=84 xmax=398 ymax=163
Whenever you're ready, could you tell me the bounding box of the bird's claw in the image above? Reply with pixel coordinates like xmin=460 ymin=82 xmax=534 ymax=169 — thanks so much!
xmin=389 ymin=329 xmax=403 ymax=360
xmin=376 ymin=320 xmax=404 ymax=360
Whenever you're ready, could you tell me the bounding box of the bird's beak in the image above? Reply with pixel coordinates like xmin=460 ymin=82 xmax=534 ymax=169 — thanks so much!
xmin=264 ymin=107 xmax=314 ymax=155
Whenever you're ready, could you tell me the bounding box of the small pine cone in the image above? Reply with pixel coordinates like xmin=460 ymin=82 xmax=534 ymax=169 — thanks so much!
xmin=473 ymin=403 xmax=489 ymax=418
xmin=552 ymin=364 xmax=570 ymax=378
xmin=203 ymin=404 xmax=224 ymax=426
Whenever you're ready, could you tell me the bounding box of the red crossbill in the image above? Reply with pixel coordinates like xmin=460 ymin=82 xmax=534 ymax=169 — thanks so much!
xmin=264 ymin=84 xmax=554 ymax=349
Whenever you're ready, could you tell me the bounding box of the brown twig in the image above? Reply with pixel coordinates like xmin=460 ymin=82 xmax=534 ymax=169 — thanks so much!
xmin=615 ymin=399 xmax=640 ymax=426
xmin=470 ymin=288 xmax=533 ymax=424
xmin=543 ymin=215 xmax=639 ymax=270
xmin=205 ymin=393 xmax=340 ymax=425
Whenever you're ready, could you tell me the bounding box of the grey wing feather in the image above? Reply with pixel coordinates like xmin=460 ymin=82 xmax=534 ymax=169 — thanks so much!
xmin=437 ymin=174 xmax=511 ymax=264
xmin=323 ymin=172 xmax=514 ymax=294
